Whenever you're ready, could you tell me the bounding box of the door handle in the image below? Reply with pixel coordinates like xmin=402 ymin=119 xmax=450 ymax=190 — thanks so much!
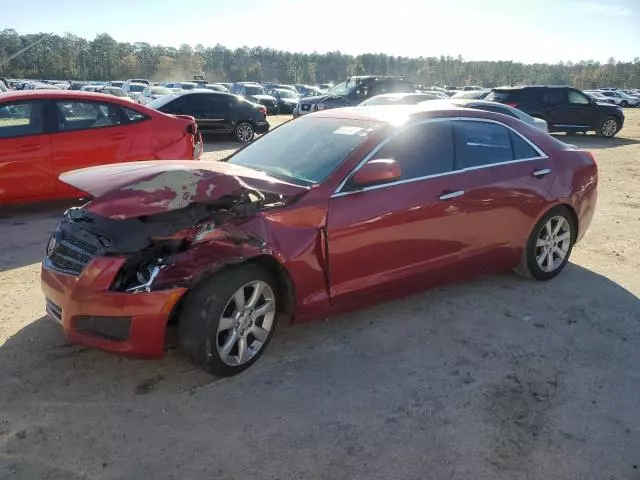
xmin=439 ymin=190 xmax=465 ymax=200
xmin=17 ymin=144 xmax=41 ymax=153
xmin=110 ymin=134 xmax=125 ymax=140
xmin=532 ymin=168 xmax=552 ymax=178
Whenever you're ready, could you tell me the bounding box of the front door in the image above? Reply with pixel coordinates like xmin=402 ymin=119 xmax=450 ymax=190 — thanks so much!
xmin=563 ymin=89 xmax=599 ymax=129
xmin=0 ymin=99 xmax=55 ymax=202
xmin=327 ymin=120 xmax=467 ymax=305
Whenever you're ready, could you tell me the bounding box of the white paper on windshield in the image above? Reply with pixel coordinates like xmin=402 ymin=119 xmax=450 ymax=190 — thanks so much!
xmin=333 ymin=126 xmax=364 ymax=135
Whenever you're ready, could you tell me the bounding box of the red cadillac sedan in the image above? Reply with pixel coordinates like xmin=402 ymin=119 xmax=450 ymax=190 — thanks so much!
xmin=41 ymin=104 xmax=598 ymax=376
xmin=0 ymin=90 xmax=202 ymax=205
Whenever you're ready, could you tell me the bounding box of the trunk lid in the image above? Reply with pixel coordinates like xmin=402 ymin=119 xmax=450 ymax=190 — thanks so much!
xmin=60 ymin=160 xmax=308 ymax=219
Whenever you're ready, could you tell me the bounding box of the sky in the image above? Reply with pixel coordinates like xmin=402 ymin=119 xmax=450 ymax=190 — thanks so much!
xmin=2 ymin=0 xmax=639 ymax=64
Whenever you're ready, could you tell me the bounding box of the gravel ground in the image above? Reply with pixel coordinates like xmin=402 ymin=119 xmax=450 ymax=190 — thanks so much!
xmin=1 ymin=112 xmax=639 ymax=480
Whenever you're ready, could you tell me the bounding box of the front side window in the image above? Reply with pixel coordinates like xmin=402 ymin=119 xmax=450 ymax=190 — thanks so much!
xmin=370 ymin=121 xmax=455 ymax=180
xmin=568 ymin=90 xmax=590 ymax=105
xmin=227 ymin=117 xmax=378 ymax=184
xmin=55 ymin=101 xmax=123 ymax=131
xmin=455 ymin=120 xmax=540 ymax=168
xmin=0 ymin=101 xmax=45 ymax=139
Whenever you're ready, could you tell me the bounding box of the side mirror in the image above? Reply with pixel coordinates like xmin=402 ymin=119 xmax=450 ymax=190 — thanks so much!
xmin=350 ymin=159 xmax=402 ymax=189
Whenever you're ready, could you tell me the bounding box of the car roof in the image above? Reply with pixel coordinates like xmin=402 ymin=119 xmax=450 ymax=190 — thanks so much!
xmin=0 ymin=90 xmax=145 ymax=104
xmin=309 ymin=103 xmax=517 ymax=124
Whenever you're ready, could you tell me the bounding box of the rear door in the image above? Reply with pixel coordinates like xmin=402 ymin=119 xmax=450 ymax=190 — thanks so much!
xmin=327 ymin=120 xmax=468 ymax=305
xmin=50 ymin=99 xmax=133 ymax=195
xmin=200 ymin=94 xmax=233 ymax=133
xmin=453 ymin=119 xmax=555 ymax=271
xmin=541 ymin=88 xmax=569 ymax=127
xmin=0 ymin=99 xmax=55 ymax=202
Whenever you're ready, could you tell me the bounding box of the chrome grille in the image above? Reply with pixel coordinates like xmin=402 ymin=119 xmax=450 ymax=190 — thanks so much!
xmin=48 ymin=230 xmax=97 ymax=276
xmin=45 ymin=298 xmax=62 ymax=323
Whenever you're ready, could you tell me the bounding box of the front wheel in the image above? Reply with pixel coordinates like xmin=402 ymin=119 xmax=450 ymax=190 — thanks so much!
xmin=234 ymin=122 xmax=255 ymax=143
xmin=599 ymin=116 xmax=620 ymax=138
xmin=514 ymin=206 xmax=576 ymax=281
xmin=620 ymin=101 xmax=628 ymax=108
xmin=178 ymin=264 xmax=278 ymax=376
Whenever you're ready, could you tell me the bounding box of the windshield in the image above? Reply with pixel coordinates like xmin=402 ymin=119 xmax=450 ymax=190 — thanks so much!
xmin=276 ymin=89 xmax=298 ymax=98
xmin=227 ymin=117 xmax=378 ymax=184
xmin=245 ymin=86 xmax=267 ymax=96
xmin=129 ymin=84 xmax=145 ymax=92
xmin=181 ymin=83 xmax=197 ymax=90
xmin=326 ymin=80 xmax=354 ymax=97
xmin=151 ymin=87 xmax=171 ymax=95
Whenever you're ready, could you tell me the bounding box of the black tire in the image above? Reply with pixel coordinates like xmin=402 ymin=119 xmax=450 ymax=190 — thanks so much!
xmin=514 ymin=206 xmax=576 ymax=281
xmin=178 ymin=264 xmax=278 ymax=376
xmin=620 ymin=100 xmax=628 ymax=108
xmin=598 ymin=116 xmax=620 ymax=138
xmin=234 ymin=121 xmax=255 ymax=143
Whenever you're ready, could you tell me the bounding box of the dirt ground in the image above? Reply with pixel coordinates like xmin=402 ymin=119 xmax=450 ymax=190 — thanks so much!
xmin=1 ymin=112 xmax=639 ymax=480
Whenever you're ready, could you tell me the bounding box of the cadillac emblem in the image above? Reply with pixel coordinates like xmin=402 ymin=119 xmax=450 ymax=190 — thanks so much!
xmin=46 ymin=234 xmax=57 ymax=257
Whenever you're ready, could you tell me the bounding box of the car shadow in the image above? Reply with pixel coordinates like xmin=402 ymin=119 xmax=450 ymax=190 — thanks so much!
xmin=552 ymin=133 xmax=640 ymax=149
xmin=0 ymin=200 xmax=83 ymax=272
xmin=0 ymin=263 xmax=638 ymax=477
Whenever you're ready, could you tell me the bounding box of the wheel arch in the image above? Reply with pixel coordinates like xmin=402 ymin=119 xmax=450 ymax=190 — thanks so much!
xmin=533 ymin=202 xmax=580 ymax=241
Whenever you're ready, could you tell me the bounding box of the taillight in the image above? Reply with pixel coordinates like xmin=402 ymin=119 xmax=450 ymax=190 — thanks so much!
xmin=258 ymin=105 xmax=267 ymax=115
xmin=505 ymin=102 xmax=518 ymax=108
xmin=186 ymin=122 xmax=197 ymax=135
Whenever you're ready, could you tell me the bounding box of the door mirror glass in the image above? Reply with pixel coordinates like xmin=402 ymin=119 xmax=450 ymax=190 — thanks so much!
xmin=351 ymin=159 xmax=402 ymax=189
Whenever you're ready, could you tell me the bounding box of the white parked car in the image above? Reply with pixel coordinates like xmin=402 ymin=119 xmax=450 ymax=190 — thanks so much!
xmin=597 ymin=90 xmax=640 ymax=107
xmin=424 ymin=99 xmax=549 ymax=133
xmin=122 ymin=82 xmax=148 ymax=102
xmin=138 ymin=86 xmax=174 ymax=105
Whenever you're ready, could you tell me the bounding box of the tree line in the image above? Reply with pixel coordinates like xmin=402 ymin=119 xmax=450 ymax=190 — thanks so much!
xmin=1 ymin=29 xmax=639 ymax=89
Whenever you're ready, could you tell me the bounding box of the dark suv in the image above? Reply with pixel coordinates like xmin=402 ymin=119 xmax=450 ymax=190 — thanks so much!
xmin=147 ymin=90 xmax=269 ymax=143
xmin=486 ymin=86 xmax=624 ymax=137
xmin=294 ymin=76 xmax=416 ymax=117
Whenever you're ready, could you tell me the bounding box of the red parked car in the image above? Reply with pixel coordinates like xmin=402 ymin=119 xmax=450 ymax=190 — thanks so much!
xmin=41 ymin=105 xmax=598 ymax=376
xmin=0 ymin=90 xmax=202 ymax=205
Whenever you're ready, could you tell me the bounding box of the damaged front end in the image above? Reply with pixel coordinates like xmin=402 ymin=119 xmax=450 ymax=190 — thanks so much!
xmin=41 ymin=161 xmax=309 ymax=356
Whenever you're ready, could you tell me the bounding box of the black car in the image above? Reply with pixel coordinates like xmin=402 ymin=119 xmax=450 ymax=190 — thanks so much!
xmin=267 ymin=88 xmax=300 ymax=113
xmin=485 ymin=85 xmax=625 ymax=137
xmin=294 ymin=75 xmax=416 ymax=117
xmin=146 ymin=90 xmax=270 ymax=143
xmin=229 ymin=83 xmax=279 ymax=115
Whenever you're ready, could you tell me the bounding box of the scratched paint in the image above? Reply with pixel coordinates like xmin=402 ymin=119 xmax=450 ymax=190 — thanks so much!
xmin=120 ymin=170 xmax=210 ymax=210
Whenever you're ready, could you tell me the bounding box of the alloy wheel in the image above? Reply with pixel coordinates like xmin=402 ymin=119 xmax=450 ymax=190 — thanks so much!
xmin=601 ymin=119 xmax=618 ymax=137
xmin=535 ymin=215 xmax=571 ymax=273
xmin=236 ymin=124 xmax=254 ymax=142
xmin=216 ymin=281 xmax=276 ymax=366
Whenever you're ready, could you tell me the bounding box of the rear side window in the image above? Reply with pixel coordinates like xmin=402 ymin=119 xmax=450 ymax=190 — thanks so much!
xmin=543 ymin=89 xmax=566 ymax=105
xmin=55 ymin=101 xmax=123 ymax=131
xmin=455 ymin=121 xmax=512 ymax=168
xmin=372 ymin=121 xmax=455 ymax=180
xmin=511 ymin=133 xmax=541 ymax=159
xmin=0 ymin=101 xmax=45 ymax=138
xmin=455 ymin=121 xmax=540 ymax=168
xmin=122 ymin=108 xmax=148 ymax=123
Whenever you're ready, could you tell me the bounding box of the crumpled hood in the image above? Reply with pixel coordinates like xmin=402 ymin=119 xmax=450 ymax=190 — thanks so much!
xmin=60 ymin=160 xmax=308 ymax=220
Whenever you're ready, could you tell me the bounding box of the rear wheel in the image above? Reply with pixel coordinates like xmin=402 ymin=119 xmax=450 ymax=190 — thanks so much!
xmin=178 ymin=264 xmax=278 ymax=376
xmin=620 ymin=100 xmax=628 ymax=108
xmin=598 ymin=116 xmax=620 ymax=138
xmin=234 ymin=122 xmax=255 ymax=143
xmin=514 ymin=206 xmax=576 ymax=281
